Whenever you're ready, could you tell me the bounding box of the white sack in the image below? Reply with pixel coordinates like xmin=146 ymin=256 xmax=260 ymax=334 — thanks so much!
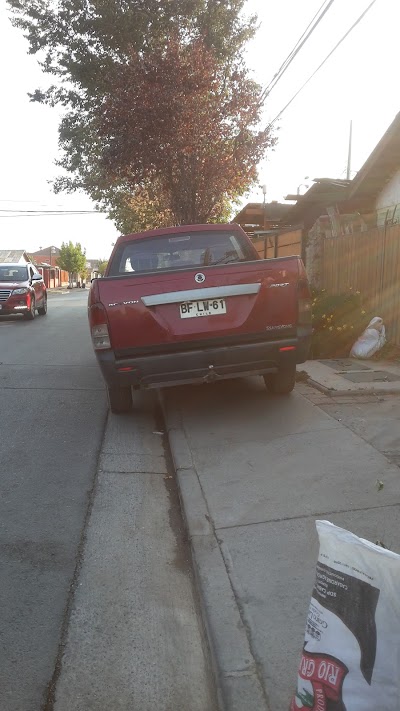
xmin=290 ymin=521 xmax=400 ymax=710
xmin=350 ymin=317 xmax=386 ymax=359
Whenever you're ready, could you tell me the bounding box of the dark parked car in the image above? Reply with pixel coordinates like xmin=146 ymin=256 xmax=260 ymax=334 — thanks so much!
xmin=0 ymin=263 xmax=47 ymax=319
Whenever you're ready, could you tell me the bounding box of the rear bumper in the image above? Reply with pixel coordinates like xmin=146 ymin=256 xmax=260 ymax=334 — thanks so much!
xmin=95 ymin=331 xmax=311 ymax=389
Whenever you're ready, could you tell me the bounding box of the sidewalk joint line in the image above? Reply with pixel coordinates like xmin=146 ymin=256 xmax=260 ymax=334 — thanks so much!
xmin=217 ymin=539 xmax=272 ymax=709
xmin=216 ymin=501 xmax=400 ymax=531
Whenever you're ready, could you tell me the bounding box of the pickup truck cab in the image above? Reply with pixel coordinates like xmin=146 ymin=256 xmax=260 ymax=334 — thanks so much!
xmin=0 ymin=262 xmax=47 ymax=320
xmin=88 ymin=223 xmax=312 ymax=413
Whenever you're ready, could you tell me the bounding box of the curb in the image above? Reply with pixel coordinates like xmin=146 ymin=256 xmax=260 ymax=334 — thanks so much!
xmin=159 ymin=390 xmax=271 ymax=711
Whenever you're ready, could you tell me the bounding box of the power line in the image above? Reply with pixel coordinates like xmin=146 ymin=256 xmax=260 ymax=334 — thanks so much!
xmin=0 ymin=213 xmax=104 ymax=218
xmin=0 ymin=200 xmax=83 ymax=207
xmin=260 ymin=0 xmax=336 ymax=104
xmin=0 ymin=199 xmax=48 ymax=203
xmin=260 ymin=0 xmax=334 ymax=101
xmin=269 ymin=0 xmax=378 ymax=125
xmin=0 ymin=209 xmax=104 ymax=216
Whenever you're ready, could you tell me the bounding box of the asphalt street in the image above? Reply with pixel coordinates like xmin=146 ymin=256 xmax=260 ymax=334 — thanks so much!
xmin=0 ymin=290 xmax=107 ymax=710
xmin=0 ymin=289 xmax=217 ymax=711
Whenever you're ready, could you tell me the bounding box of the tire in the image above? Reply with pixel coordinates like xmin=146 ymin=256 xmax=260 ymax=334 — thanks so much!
xmin=24 ymin=296 xmax=36 ymax=320
xmin=107 ymin=385 xmax=133 ymax=414
xmin=38 ymin=294 xmax=47 ymax=316
xmin=264 ymin=366 xmax=296 ymax=395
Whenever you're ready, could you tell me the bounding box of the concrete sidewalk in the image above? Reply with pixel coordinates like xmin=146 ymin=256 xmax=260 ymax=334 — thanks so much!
xmin=53 ymin=392 xmax=217 ymax=711
xmin=299 ymin=357 xmax=400 ymax=395
xmin=161 ymin=379 xmax=400 ymax=710
xmin=47 ymin=287 xmax=71 ymax=295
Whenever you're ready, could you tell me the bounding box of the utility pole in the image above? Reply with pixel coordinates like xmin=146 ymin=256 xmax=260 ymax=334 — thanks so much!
xmin=346 ymin=120 xmax=353 ymax=180
xmin=261 ymin=185 xmax=267 ymax=229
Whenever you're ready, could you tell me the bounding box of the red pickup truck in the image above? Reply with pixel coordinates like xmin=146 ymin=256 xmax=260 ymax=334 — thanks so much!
xmin=88 ymin=224 xmax=311 ymax=413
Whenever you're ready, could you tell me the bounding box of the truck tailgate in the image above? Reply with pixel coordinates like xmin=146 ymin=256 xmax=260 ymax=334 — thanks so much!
xmin=97 ymin=259 xmax=300 ymax=352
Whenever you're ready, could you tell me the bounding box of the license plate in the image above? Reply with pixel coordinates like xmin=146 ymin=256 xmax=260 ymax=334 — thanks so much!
xmin=180 ymin=298 xmax=226 ymax=318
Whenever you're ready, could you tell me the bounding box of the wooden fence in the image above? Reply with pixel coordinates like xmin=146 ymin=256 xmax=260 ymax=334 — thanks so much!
xmin=253 ymin=229 xmax=302 ymax=260
xmin=321 ymin=224 xmax=400 ymax=345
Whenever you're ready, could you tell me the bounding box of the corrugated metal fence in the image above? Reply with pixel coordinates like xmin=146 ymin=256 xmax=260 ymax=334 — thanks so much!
xmin=321 ymin=224 xmax=400 ymax=345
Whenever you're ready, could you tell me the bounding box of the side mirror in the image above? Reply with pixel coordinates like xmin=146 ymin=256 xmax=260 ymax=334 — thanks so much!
xmin=31 ymin=274 xmax=43 ymax=281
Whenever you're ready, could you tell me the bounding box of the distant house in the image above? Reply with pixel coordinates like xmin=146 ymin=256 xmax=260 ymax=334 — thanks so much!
xmin=30 ymin=245 xmax=68 ymax=288
xmin=285 ymin=112 xmax=400 ymax=285
xmin=231 ymin=201 xmax=303 ymax=260
xmin=285 ymin=112 xmax=400 ymax=237
xmin=30 ymin=245 xmax=61 ymax=265
xmin=86 ymin=259 xmax=100 ymax=279
xmin=283 ymin=179 xmax=352 ymax=234
xmin=347 ymin=111 xmax=400 ymax=226
xmin=0 ymin=250 xmax=30 ymax=264
xmin=233 ymin=201 xmax=292 ymax=236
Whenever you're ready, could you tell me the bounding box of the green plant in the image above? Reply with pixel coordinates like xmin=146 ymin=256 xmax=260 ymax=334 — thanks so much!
xmin=311 ymin=289 xmax=370 ymax=359
xmin=57 ymin=241 xmax=86 ymax=287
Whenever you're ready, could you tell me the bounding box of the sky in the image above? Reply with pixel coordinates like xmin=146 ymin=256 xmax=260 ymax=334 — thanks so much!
xmin=1 ymin=0 xmax=399 ymax=258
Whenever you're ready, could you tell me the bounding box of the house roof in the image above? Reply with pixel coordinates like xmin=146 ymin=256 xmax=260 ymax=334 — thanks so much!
xmin=30 ymin=246 xmax=61 ymax=257
xmin=0 ymin=250 xmax=29 ymax=263
xmin=284 ymin=179 xmax=351 ymax=226
xmin=232 ymin=113 xmax=400 ymax=235
xmin=348 ymin=112 xmax=400 ymax=200
xmin=233 ymin=201 xmax=292 ymax=230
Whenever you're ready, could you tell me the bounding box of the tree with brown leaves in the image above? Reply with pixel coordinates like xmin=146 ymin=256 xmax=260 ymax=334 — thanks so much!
xmin=97 ymin=37 xmax=274 ymax=225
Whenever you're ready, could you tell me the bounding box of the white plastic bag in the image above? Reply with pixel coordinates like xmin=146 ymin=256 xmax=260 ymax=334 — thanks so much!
xmin=350 ymin=317 xmax=386 ymax=359
xmin=290 ymin=521 xmax=400 ymax=710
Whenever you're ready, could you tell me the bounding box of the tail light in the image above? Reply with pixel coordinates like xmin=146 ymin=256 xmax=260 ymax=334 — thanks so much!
xmin=298 ymin=278 xmax=312 ymax=326
xmin=89 ymin=303 xmax=111 ymax=350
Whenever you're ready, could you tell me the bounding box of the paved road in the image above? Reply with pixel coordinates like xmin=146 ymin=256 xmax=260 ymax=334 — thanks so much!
xmin=0 ymin=290 xmax=107 ymax=710
xmin=0 ymin=290 xmax=217 ymax=711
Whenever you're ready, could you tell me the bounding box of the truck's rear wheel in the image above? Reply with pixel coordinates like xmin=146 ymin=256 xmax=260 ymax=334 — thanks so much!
xmin=107 ymin=385 xmax=133 ymax=414
xmin=264 ymin=366 xmax=296 ymax=395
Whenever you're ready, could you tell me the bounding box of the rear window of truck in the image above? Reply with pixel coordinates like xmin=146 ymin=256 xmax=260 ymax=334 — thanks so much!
xmin=108 ymin=231 xmax=256 ymax=275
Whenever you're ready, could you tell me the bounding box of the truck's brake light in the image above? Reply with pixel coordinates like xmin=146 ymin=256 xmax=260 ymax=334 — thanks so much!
xmin=89 ymin=303 xmax=111 ymax=350
xmin=91 ymin=324 xmax=111 ymax=350
xmin=298 ymin=278 xmax=312 ymax=325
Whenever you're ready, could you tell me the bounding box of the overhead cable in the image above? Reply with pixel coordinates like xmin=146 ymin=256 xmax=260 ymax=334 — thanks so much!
xmin=0 ymin=209 xmax=103 ymax=216
xmin=268 ymin=0 xmax=378 ymax=125
xmin=260 ymin=0 xmax=336 ymax=103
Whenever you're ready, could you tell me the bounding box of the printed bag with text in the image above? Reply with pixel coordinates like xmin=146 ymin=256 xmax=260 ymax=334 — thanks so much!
xmin=290 ymin=521 xmax=400 ymax=710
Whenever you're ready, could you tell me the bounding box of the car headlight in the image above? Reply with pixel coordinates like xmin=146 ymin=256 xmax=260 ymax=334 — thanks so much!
xmin=12 ymin=288 xmax=29 ymax=295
